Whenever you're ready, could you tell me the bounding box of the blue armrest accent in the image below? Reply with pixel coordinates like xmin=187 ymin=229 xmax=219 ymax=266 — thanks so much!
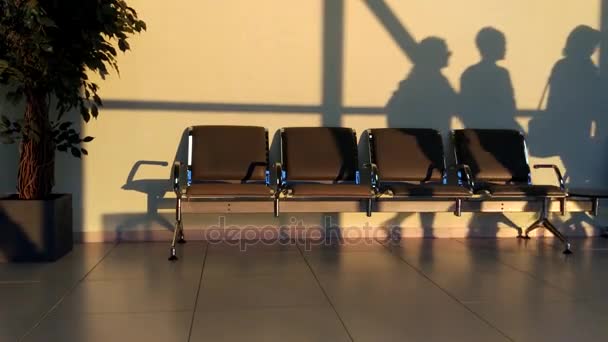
xmin=356 ymin=171 xmax=361 ymax=185
xmin=187 ymin=169 xmax=192 ymax=186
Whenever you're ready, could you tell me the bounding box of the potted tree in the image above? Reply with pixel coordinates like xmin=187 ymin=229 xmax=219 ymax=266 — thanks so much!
xmin=0 ymin=0 xmax=145 ymax=261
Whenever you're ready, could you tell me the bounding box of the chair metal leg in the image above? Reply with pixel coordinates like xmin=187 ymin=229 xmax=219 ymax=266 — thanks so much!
xmin=168 ymin=225 xmax=179 ymax=261
xmin=177 ymin=221 xmax=186 ymax=244
xmin=169 ymin=197 xmax=182 ymax=261
xmin=523 ymin=198 xmax=547 ymax=239
xmin=274 ymin=198 xmax=279 ymax=217
xmin=366 ymin=198 xmax=372 ymax=217
xmin=454 ymin=198 xmax=462 ymax=217
xmin=542 ymin=218 xmax=572 ymax=255
xmin=522 ymin=217 xmax=544 ymax=239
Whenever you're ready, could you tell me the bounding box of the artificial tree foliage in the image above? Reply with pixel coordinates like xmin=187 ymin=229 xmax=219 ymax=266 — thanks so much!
xmin=0 ymin=0 xmax=145 ymax=199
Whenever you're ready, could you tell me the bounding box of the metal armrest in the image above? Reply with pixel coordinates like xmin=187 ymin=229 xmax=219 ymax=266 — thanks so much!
xmin=533 ymin=164 xmax=565 ymax=191
xmin=173 ymin=161 xmax=184 ymax=195
xmin=455 ymin=164 xmax=474 ymax=190
xmin=363 ymin=162 xmax=380 ymax=191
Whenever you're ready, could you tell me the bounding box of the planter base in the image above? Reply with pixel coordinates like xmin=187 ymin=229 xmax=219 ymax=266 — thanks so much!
xmin=0 ymin=194 xmax=73 ymax=262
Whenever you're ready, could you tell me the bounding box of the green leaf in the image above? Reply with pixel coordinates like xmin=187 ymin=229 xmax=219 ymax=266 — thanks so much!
xmin=118 ymin=39 xmax=130 ymax=52
xmin=93 ymin=94 xmax=103 ymax=106
xmin=68 ymin=133 xmax=81 ymax=144
xmin=0 ymin=0 xmax=146 ymax=120
xmin=71 ymin=147 xmax=81 ymax=158
xmin=80 ymin=106 xmax=91 ymax=123
xmin=57 ymin=144 xmax=68 ymax=152
xmin=40 ymin=44 xmax=53 ymax=53
xmin=59 ymin=121 xmax=72 ymax=130
xmin=91 ymin=105 xmax=99 ymax=118
xmin=0 ymin=115 xmax=10 ymax=128
xmin=81 ymin=148 xmax=88 ymax=155
xmin=82 ymin=136 xmax=94 ymax=142
xmin=38 ymin=17 xmax=58 ymax=28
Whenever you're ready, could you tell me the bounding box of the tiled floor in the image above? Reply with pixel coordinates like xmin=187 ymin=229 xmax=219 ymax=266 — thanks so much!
xmin=2 ymin=237 xmax=608 ymax=341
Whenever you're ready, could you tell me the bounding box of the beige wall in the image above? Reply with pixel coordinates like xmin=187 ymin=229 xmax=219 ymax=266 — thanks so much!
xmin=1 ymin=0 xmax=606 ymax=239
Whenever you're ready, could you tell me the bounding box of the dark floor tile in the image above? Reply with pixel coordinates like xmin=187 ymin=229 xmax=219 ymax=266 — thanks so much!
xmin=191 ymin=307 xmax=351 ymax=342
xmin=467 ymin=299 xmax=608 ymax=342
xmin=24 ymin=311 xmax=192 ymax=342
xmin=54 ymin=277 xmax=201 ymax=314
xmin=197 ymin=272 xmax=328 ymax=311
xmin=86 ymin=242 xmax=205 ymax=280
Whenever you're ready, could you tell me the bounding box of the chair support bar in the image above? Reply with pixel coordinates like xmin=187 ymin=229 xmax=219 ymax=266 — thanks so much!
xmin=521 ymin=198 xmax=572 ymax=254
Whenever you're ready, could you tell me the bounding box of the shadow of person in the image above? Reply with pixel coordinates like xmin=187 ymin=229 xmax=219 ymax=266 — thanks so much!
xmin=459 ymin=27 xmax=519 ymax=131
xmin=387 ymin=36 xmax=457 ymax=134
xmin=527 ymin=25 xmax=604 ymax=236
xmin=385 ymin=36 xmax=457 ymax=238
xmin=543 ymin=25 xmax=602 ymax=186
xmin=459 ymin=28 xmax=521 ymax=239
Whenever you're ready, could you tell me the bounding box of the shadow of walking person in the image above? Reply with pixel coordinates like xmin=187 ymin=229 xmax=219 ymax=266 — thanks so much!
xmin=387 ymin=36 xmax=457 ymax=135
xmin=385 ymin=36 xmax=457 ymax=239
xmin=544 ymin=25 xmax=602 ymax=187
xmin=460 ymin=27 xmax=522 ymax=238
xmin=528 ymin=25 xmax=603 ymax=236
xmin=459 ymin=27 xmax=519 ymax=131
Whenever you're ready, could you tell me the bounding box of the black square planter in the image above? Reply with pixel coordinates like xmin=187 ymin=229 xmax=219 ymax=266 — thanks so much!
xmin=0 ymin=194 xmax=73 ymax=262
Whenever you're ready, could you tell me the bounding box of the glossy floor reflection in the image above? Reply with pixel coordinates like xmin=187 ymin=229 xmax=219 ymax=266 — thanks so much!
xmin=1 ymin=238 xmax=608 ymax=341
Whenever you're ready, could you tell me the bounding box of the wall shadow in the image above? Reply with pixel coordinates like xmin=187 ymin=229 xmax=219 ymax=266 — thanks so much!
xmin=102 ymin=127 xmax=190 ymax=239
xmin=103 ymin=160 xmax=175 ymax=241
xmin=0 ymin=207 xmax=39 ymax=261
xmin=459 ymin=27 xmax=519 ymax=131
xmin=528 ymin=25 xmax=604 ymax=186
xmin=78 ymin=3 xmax=608 ymax=241
xmin=384 ymin=36 xmax=456 ymax=236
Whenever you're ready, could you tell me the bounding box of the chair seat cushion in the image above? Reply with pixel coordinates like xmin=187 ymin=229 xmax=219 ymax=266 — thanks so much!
xmin=286 ymin=183 xmax=373 ymax=198
xmin=479 ymin=184 xmax=565 ymax=197
xmin=381 ymin=183 xmax=472 ymax=198
xmin=186 ymin=183 xmax=274 ymax=198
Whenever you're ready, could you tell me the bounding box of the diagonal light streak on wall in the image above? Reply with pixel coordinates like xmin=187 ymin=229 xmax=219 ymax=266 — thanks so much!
xmin=363 ymin=0 xmax=419 ymax=62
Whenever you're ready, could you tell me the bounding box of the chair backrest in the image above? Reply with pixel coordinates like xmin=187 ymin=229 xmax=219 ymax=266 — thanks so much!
xmin=452 ymin=129 xmax=530 ymax=184
xmin=281 ymin=127 xmax=359 ymax=182
xmin=189 ymin=125 xmax=268 ymax=182
xmin=368 ymin=128 xmax=445 ymax=182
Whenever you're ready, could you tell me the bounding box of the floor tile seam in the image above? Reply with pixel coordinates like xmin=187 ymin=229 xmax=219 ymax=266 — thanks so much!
xmin=199 ymin=272 xmax=325 ymax=281
xmin=379 ymin=242 xmax=516 ymax=342
xmin=451 ymin=239 xmax=579 ymax=299
xmin=295 ymin=244 xmax=355 ymax=342
xmin=81 ymin=276 xmax=204 ymax=283
xmin=0 ymin=281 xmax=42 ymax=285
xmin=194 ymin=303 xmax=335 ymax=313
xmin=45 ymin=309 xmax=195 ymax=316
xmin=19 ymin=242 xmax=120 ymax=341
xmin=460 ymin=297 xmax=592 ymax=305
xmin=187 ymin=243 xmax=210 ymax=342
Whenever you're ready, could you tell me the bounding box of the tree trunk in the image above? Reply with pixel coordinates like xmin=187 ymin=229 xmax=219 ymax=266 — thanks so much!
xmin=17 ymin=90 xmax=55 ymax=200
